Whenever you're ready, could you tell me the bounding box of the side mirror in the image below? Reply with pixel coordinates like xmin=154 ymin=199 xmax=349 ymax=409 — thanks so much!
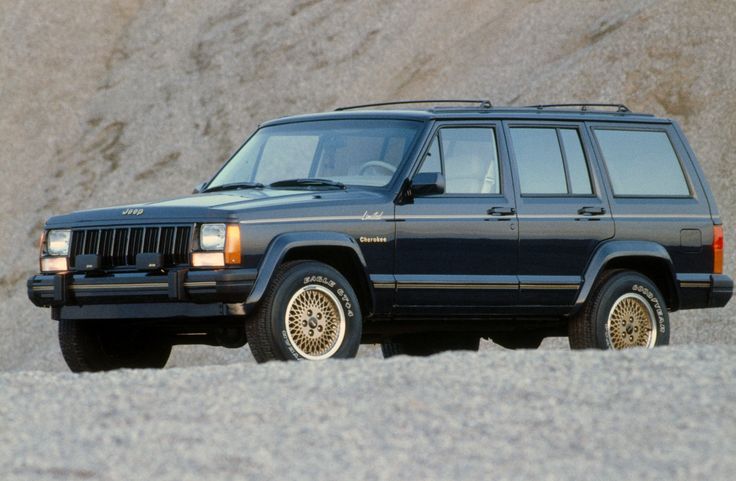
xmin=192 ymin=182 xmax=208 ymax=194
xmin=411 ymin=172 xmax=445 ymax=196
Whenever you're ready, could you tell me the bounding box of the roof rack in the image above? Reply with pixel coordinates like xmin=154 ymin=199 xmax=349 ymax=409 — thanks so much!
xmin=528 ymin=103 xmax=631 ymax=113
xmin=335 ymin=99 xmax=493 ymax=111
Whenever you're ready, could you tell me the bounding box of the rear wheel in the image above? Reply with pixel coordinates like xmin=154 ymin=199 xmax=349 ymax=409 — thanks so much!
xmin=246 ymin=261 xmax=362 ymax=362
xmin=59 ymin=319 xmax=171 ymax=372
xmin=381 ymin=333 xmax=480 ymax=358
xmin=569 ymin=270 xmax=670 ymax=349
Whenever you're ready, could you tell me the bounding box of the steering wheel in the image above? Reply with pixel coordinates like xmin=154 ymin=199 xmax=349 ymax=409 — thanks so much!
xmin=359 ymin=161 xmax=397 ymax=176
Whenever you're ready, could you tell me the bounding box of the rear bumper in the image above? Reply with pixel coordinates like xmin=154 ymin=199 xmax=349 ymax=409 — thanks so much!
xmin=677 ymin=273 xmax=733 ymax=309
xmin=27 ymin=268 xmax=256 ymax=308
xmin=708 ymin=274 xmax=733 ymax=308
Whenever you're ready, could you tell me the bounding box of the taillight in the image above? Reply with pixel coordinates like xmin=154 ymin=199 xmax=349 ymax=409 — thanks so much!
xmin=713 ymin=225 xmax=724 ymax=274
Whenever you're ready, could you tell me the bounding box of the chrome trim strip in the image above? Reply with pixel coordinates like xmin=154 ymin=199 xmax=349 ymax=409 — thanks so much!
xmin=679 ymin=282 xmax=711 ymax=289
xmin=71 ymin=283 xmax=169 ymax=290
xmin=372 ymin=283 xmax=395 ymax=289
xmin=184 ymin=281 xmax=217 ymax=288
xmin=519 ymin=283 xmax=580 ymax=290
xmin=240 ymin=216 xmax=377 ymax=225
xmin=35 ymin=281 xmax=220 ymax=290
xmin=396 ymin=214 xmax=491 ymax=220
xmin=397 ymin=283 xmax=516 ymax=290
xmin=614 ymin=214 xmax=710 ymax=219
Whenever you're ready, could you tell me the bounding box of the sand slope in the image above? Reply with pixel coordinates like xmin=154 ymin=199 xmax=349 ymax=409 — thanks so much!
xmin=1 ymin=0 xmax=735 ymax=371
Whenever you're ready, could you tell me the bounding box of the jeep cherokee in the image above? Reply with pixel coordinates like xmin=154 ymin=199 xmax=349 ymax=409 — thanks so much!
xmin=28 ymin=100 xmax=733 ymax=371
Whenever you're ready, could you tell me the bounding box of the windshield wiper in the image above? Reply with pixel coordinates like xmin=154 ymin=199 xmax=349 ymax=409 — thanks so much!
xmin=269 ymin=178 xmax=346 ymax=190
xmin=204 ymin=181 xmax=264 ymax=193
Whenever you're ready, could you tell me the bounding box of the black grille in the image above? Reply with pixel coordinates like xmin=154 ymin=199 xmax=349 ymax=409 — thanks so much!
xmin=70 ymin=225 xmax=192 ymax=269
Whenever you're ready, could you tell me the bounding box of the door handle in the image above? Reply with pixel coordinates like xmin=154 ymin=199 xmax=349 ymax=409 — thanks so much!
xmin=577 ymin=206 xmax=606 ymax=216
xmin=488 ymin=206 xmax=516 ymax=216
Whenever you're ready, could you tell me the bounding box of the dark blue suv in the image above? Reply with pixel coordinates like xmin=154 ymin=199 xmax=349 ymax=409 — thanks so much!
xmin=28 ymin=100 xmax=732 ymax=371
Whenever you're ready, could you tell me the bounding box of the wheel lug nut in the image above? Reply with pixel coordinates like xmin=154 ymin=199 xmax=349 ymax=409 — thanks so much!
xmin=302 ymin=320 xmax=308 ymax=327
xmin=309 ymin=329 xmax=314 ymax=336
xmin=317 ymin=325 xmax=323 ymax=332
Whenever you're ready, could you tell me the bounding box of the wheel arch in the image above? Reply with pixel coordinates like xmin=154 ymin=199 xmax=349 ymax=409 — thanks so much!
xmin=573 ymin=241 xmax=679 ymax=314
xmin=245 ymin=232 xmax=373 ymax=315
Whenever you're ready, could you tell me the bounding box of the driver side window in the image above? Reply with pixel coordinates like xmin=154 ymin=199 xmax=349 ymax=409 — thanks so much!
xmin=418 ymin=128 xmax=500 ymax=194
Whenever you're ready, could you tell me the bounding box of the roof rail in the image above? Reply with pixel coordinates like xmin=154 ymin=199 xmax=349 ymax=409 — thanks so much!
xmin=335 ymin=99 xmax=493 ymax=111
xmin=528 ymin=103 xmax=631 ymax=113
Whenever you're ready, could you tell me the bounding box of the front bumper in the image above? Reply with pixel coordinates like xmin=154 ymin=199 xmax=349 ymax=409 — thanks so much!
xmin=27 ymin=268 xmax=256 ymax=308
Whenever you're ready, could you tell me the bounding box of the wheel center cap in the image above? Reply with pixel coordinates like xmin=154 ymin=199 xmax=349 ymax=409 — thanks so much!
xmin=308 ymin=317 xmax=318 ymax=329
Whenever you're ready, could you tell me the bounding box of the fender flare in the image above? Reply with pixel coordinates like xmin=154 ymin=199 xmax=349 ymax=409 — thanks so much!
xmin=572 ymin=240 xmax=677 ymax=314
xmin=245 ymin=231 xmax=371 ymax=311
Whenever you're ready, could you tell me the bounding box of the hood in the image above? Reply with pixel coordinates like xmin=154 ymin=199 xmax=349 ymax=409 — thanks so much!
xmin=45 ymin=188 xmax=387 ymax=227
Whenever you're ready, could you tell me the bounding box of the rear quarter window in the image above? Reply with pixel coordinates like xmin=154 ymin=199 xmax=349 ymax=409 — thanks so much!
xmin=594 ymin=129 xmax=690 ymax=197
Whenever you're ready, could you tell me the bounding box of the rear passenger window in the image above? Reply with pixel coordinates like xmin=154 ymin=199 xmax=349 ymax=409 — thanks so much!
xmin=510 ymin=127 xmax=593 ymax=195
xmin=594 ymin=129 xmax=690 ymax=197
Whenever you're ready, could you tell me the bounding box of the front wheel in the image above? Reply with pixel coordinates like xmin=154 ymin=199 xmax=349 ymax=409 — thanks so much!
xmin=59 ymin=319 xmax=172 ymax=372
xmin=569 ymin=270 xmax=670 ymax=350
xmin=246 ymin=261 xmax=362 ymax=362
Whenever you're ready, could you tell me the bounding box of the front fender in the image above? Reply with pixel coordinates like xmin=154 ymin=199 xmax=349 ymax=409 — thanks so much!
xmin=245 ymin=231 xmax=369 ymax=311
xmin=573 ymin=240 xmax=676 ymax=314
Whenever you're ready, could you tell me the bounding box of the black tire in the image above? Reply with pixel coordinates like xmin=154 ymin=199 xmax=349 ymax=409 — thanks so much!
xmin=491 ymin=332 xmax=544 ymax=350
xmin=381 ymin=333 xmax=480 ymax=358
xmin=246 ymin=261 xmax=362 ymax=362
xmin=569 ymin=270 xmax=670 ymax=350
xmin=59 ymin=319 xmax=171 ymax=372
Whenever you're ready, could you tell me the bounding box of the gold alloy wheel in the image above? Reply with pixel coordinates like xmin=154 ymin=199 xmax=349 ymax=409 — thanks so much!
xmin=285 ymin=285 xmax=346 ymax=360
xmin=606 ymin=293 xmax=657 ymax=349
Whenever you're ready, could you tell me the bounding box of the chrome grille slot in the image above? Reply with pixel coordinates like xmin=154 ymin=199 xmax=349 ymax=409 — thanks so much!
xmin=69 ymin=225 xmax=192 ymax=270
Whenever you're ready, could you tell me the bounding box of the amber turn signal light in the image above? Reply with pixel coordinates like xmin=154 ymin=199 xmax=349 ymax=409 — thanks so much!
xmin=225 ymin=224 xmax=241 ymax=265
xmin=713 ymin=225 xmax=724 ymax=274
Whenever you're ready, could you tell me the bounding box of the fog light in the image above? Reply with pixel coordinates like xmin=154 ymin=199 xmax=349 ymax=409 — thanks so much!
xmin=192 ymin=252 xmax=225 ymax=268
xmin=41 ymin=257 xmax=68 ymax=273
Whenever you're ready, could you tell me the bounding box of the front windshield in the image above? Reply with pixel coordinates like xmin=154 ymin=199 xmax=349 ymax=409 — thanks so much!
xmin=207 ymin=119 xmax=423 ymax=189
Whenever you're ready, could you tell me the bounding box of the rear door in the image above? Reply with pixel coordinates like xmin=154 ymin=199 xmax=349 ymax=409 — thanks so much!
xmin=503 ymin=121 xmax=614 ymax=306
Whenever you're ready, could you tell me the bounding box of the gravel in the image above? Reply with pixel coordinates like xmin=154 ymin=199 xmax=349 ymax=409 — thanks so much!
xmin=1 ymin=346 xmax=735 ymax=481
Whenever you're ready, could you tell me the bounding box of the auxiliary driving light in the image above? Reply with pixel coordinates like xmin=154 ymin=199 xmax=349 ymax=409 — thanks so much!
xmin=191 ymin=252 xmax=225 ymax=268
xmin=41 ymin=256 xmax=68 ymax=273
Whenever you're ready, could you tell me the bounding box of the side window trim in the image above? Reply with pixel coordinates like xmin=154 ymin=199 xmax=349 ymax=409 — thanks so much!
xmin=411 ymin=123 xmax=504 ymax=197
xmin=589 ymin=124 xmax=694 ymax=199
xmin=555 ymin=128 xmax=574 ymax=195
xmin=505 ymin=122 xmax=597 ymax=198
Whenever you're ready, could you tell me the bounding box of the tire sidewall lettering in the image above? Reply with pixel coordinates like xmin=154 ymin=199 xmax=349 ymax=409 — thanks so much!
xmin=631 ymin=283 xmax=666 ymax=334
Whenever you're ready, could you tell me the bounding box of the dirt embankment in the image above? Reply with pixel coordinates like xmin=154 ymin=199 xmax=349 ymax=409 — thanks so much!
xmin=1 ymin=0 xmax=735 ymax=371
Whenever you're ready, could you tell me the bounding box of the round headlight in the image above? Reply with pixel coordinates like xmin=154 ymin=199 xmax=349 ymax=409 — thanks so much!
xmin=200 ymin=224 xmax=226 ymax=251
xmin=47 ymin=229 xmax=71 ymax=256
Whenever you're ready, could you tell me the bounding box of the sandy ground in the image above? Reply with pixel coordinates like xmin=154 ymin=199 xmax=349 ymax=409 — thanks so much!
xmin=2 ymin=346 xmax=735 ymax=481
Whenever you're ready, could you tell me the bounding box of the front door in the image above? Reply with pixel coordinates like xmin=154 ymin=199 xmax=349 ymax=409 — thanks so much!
xmin=503 ymin=121 xmax=614 ymax=306
xmin=394 ymin=123 xmax=519 ymax=313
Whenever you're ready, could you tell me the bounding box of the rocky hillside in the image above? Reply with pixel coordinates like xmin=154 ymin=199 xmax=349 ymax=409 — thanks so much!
xmin=2 ymin=0 xmax=735 ymax=370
